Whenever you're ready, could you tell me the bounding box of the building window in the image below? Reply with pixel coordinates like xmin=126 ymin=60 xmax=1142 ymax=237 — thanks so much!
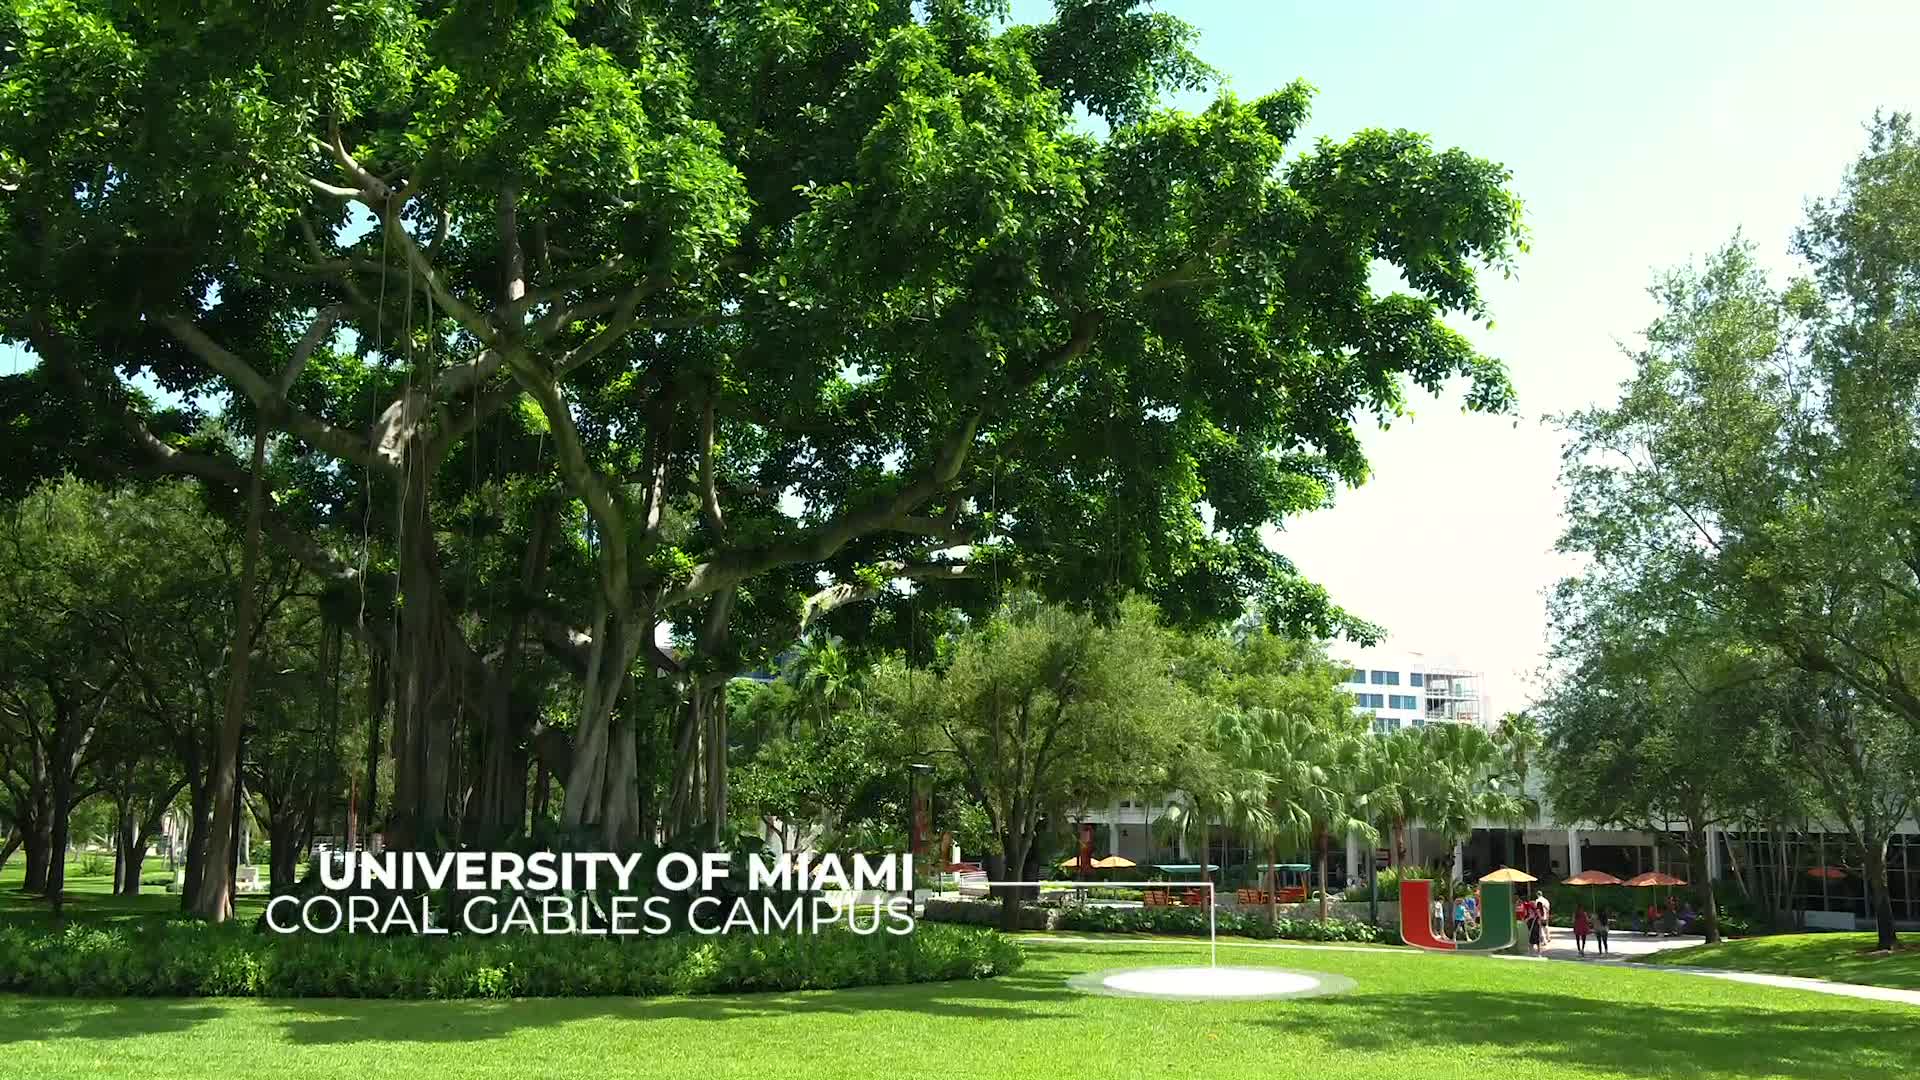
xmin=1372 ymin=716 xmax=1401 ymax=734
xmin=1360 ymin=693 xmax=1385 ymax=709
xmin=1347 ymin=667 xmax=1365 ymax=684
xmin=1370 ymin=670 xmax=1399 ymax=685
xmin=1388 ymin=694 xmax=1418 ymax=710
xmin=1409 ymin=673 xmax=1424 ymax=688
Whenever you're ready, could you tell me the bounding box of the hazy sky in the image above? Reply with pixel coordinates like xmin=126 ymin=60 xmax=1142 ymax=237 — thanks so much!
xmin=1044 ymin=0 xmax=1920 ymax=708
xmin=8 ymin=4 xmax=1918 ymax=706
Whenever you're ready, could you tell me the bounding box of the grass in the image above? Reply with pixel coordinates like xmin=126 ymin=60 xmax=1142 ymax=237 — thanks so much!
xmin=1 ymin=857 xmax=271 ymax=926
xmin=1642 ymin=932 xmax=1920 ymax=991
xmin=3 ymin=933 xmax=1917 ymax=1078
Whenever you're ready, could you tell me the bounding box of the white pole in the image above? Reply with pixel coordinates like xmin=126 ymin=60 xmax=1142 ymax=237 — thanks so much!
xmin=1209 ymin=882 xmax=1217 ymax=968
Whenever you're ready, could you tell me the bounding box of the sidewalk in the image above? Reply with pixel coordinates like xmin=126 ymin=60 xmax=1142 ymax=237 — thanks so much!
xmin=1509 ymin=930 xmax=1920 ymax=1007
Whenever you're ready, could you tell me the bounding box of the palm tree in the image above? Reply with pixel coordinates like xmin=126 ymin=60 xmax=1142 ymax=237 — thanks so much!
xmin=1218 ymin=707 xmax=1316 ymax=924
xmin=787 ymin=637 xmax=856 ymax=736
xmin=1302 ymin=712 xmax=1379 ymax=920
xmin=1494 ymin=711 xmax=1543 ymax=870
xmin=1421 ymin=723 xmax=1533 ymax=888
xmin=1152 ymin=712 xmax=1244 ymax=885
xmin=1368 ymin=728 xmax=1433 ymax=871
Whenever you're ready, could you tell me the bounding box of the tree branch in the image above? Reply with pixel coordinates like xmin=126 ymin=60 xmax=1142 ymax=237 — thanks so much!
xmin=159 ymin=314 xmax=380 ymax=470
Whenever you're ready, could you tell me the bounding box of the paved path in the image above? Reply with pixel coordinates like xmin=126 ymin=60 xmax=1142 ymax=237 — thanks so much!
xmin=1493 ymin=931 xmax=1920 ymax=1007
xmin=1026 ymin=932 xmax=1920 ymax=1007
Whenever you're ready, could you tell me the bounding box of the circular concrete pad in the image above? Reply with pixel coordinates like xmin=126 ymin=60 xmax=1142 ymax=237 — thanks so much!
xmin=1067 ymin=965 xmax=1356 ymax=1001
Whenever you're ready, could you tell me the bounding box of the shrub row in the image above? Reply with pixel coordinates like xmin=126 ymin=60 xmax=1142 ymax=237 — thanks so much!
xmin=919 ymin=897 xmax=1393 ymax=944
xmin=1053 ymin=903 xmax=1393 ymax=943
xmin=0 ymin=920 xmax=1023 ymax=999
xmin=921 ymin=898 xmax=1056 ymax=930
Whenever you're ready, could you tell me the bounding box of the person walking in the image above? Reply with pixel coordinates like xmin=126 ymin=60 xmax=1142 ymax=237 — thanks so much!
xmin=1535 ymin=891 xmax=1552 ymax=944
xmin=1594 ymin=908 xmax=1612 ymax=956
xmin=1525 ymin=899 xmax=1545 ymax=957
xmin=1573 ymin=906 xmax=1591 ymax=957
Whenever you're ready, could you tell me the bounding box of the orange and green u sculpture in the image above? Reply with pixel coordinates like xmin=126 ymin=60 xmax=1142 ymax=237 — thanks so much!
xmin=1398 ymin=877 xmax=1515 ymax=952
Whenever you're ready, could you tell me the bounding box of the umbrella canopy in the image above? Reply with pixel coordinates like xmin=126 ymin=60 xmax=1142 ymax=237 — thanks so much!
xmin=1058 ymin=854 xmax=1107 ymax=869
xmin=1093 ymin=855 xmax=1137 ymax=869
xmin=1562 ymin=870 xmax=1625 ymax=886
xmin=1478 ymin=866 xmax=1538 ymax=884
xmin=1623 ymin=871 xmax=1687 ymax=887
xmin=1806 ymin=865 xmax=1849 ymax=880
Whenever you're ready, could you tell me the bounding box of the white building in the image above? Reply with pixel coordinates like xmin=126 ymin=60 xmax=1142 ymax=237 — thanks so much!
xmin=1336 ymin=648 xmax=1490 ymax=732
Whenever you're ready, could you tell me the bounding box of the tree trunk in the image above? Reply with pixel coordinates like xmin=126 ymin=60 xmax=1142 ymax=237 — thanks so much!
xmin=113 ymin=808 xmax=138 ymax=894
xmin=180 ymin=780 xmax=211 ymax=910
xmin=1266 ymin=833 xmax=1278 ymax=924
xmin=998 ymin=830 xmax=1033 ymax=931
xmin=0 ymin=827 xmax=20 ymax=878
xmin=386 ymin=451 xmax=480 ymax=852
xmin=559 ymin=607 xmax=645 ymax=849
xmin=531 ymin=754 xmax=551 ymax=824
xmin=1687 ymin=826 xmax=1721 ymax=945
xmin=1316 ymin=827 xmax=1331 ymax=922
xmin=705 ymin=681 xmax=729 ymax=845
xmin=191 ymin=427 xmax=268 ymax=922
xmin=118 ymin=838 xmax=149 ymax=896
xmin=362 ymin=647 xmax=388 ymax=845
xmin=666 ymin=693 xmax=698 ymax=838
xmin=1863 ymin=840 xmax=1900 ymax=951
xmin=269 ymin=814 xmax=303 ymax=893
xmin=44 ymin=752 xmax=76 ymax=901
xmin=21 ymin=821 xmax=50 ymax=894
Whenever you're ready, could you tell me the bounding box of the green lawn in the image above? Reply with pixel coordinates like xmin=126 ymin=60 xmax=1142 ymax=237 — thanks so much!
xmin=1 ymin=857 xmax=271 ymax=926
xmin=1643 ymin=933 xmax=1920 ymax=991
xmin=4 ymin=935 xmax=1916 ymax=1079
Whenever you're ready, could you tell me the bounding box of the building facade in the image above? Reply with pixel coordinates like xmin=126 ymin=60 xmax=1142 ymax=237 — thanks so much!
xmin=1075 ymin=645 xmax=1920 ymax=929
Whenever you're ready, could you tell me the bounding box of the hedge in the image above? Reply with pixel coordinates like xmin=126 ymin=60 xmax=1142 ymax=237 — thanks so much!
xmin=1054 ymin=904 xmax=1392 ymax=943
xmin=920 ymin=898 xmax=1393 ymax=944
xmin=921 ymin=898 xmax=1057 ymax=930
xmin=0 ymin=920 xmax=1023 ymax=999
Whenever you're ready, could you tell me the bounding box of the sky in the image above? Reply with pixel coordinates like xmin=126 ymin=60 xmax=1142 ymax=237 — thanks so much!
xmin=8 ymin=3 xmax=1918 ymax=705
xmin=1020 ymin=0 xmax=1920 ymax=709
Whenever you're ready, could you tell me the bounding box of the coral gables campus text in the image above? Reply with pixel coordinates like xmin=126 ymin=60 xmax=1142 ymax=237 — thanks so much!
xmin=264 ymin=852 xmax=917 ymax=937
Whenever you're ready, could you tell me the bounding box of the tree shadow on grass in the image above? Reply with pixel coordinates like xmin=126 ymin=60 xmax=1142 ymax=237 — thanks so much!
xmin=0 ymin=997 xmax=229 ymax=1044
xmin=262 ymin=972 xmax=1082 ymax=1045
xmin=1252 ymin=988 xmax=1918 ymax=1079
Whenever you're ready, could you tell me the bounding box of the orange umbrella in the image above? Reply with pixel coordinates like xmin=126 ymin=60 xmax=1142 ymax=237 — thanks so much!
xmin=1623 ymin=871 xmax=1687 ymax=887
xmin=1806 ymin=866 xmax=1848 ymax=880
xmin=1562 ymin=870 xmax=1624 ymax=886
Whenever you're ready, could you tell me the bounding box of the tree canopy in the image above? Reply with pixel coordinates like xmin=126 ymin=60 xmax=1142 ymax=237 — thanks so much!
xmin=1 ymin=1 xmax=1529 ymax=921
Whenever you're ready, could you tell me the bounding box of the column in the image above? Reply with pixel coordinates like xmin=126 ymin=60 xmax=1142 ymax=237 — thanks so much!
xmin=1567 ymin=827 xmax=1582 ymax=876
xmin=1346 ymin=832 xmax=1361 ymax=888
xmin=1452 ymin=842 xmax=1465 ymax=882
xmin=1706 ymin=826 xmax=1721 ymax=880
